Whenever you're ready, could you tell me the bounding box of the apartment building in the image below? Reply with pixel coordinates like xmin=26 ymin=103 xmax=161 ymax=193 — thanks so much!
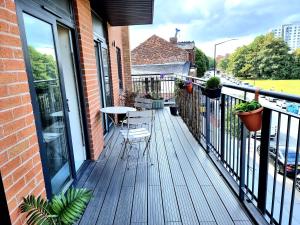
xmin=0 ymin=0 xmax=153 ymax=224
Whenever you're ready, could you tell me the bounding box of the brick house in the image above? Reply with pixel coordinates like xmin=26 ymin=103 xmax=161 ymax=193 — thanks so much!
xmin=0 ymin=0 xmax=153 ymax=224
xmin=131 ymin=35 xmax=195 ymax=76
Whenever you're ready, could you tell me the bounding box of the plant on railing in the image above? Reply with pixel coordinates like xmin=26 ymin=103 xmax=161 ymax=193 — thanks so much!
xmin=202 ymin=77 xmax=222 ymax=99
xmin=234 ymin=100 xmax=263 ymax=131
xmin=122 ymin=90 xmax=137 ymax=107
xmin=185 ymin=80 xmax=193 ymax=94
xmin=20 ymin=188 xmax=92 ymax=225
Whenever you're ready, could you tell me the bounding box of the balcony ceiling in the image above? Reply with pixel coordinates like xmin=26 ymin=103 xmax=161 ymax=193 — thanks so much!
xmin=91 ymin=0 xmax=154 ymax=26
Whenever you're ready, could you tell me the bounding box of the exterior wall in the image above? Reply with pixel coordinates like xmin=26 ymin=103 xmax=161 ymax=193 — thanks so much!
xmin=131 ymin=35 xmax=189 ymax=65
xmin=0 ymin=0 xmax=46 ymax=224
xmin=73 ymin=0 xmax=104 ymax=160
xmin=0 ymin=0 xmax=132 ymax=224
xmin=107 ymin=25 xmax=132 ymax=103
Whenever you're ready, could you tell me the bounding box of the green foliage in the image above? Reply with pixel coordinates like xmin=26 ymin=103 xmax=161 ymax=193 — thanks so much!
xmin=195 ymin=48 xmax=209 ymax=77
xmin=28 ymin=46 xmax=57 ymax=81
xmin=218 ymin=56 xmax=229 ymax=72
xmin=227 ymin=33 xmax=297 ymax=79
xmin=206 ymin=77 xmax=221 ymax=89
xmin=174 ymin=79 xmax=185 ymax=98
xmin=234 ymin=100 xmax=262 ymax=113
xmin=20 ymin=188 xmax=92 ymax=225
xmin=291 ymin=48 xmax=300 ymax=79
xmin=207 ymin=56 xmax=215 ymax=69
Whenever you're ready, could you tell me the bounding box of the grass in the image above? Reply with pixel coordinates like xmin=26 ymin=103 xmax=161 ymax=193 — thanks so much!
xmin=242 ymin=80 xmax=300 ymax=96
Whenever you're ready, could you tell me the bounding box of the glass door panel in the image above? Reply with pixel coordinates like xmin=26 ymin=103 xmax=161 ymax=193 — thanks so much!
xmin=23 ymin=13 xmax=72 ymax=194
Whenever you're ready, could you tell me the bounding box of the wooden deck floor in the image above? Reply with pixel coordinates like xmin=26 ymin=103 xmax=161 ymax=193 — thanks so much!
xmin=76 ymin=109 xmax=253 ymax=225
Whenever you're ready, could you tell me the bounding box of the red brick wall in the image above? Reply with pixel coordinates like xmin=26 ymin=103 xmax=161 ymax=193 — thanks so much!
xmin=73 ymin=0 xmax=104 ymax=160
xmin=107 ymin=25 xmax=132 ymax=102
xmin=0 ymin=0 xmax=46 ymax=224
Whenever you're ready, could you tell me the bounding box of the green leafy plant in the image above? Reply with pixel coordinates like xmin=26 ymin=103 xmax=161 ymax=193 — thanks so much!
xmin=175 ymin=79 xmax=185 ymax=89
xmin=206 ymin=77 xmax=221 ymax=89
xmin=20 ymin=188 xmax=92 ymax=225
xmin=234 ymin=100 xmax=262 ymax=113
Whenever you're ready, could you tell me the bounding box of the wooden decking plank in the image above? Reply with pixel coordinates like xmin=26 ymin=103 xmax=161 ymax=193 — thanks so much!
xmin=201 ymin=185 xmax=234 ymax=225
xmin=234 ymin=221 xmax=253 ymax=225
xmin=173 ymin=113 xmax=250 ymax=222
xmin=131 ymin=146 xmax=148 ymax=223
xmin=160 ymin=110 xmax=215 ymax=222
xmin=155 ymin=111 xmax=183 ymax=222
xmin=175 ymin=186 xmax=199 ymax=225
xmin=148 ymin=185 xmax=165 ymax=225
xmin=114 ymin=186 xmax=135 ymax=225
xmin=148 ymin=121 xmax=160 ymax=186
xmin=95 ymin=148 xmax=128 ymax=225
xmin=75 ymin=161 xmax=97 ymax=188
xmin=79 ymin=132 xmax=123 ymax=225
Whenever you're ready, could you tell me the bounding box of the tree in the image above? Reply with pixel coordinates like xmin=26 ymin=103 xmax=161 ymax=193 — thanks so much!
xmin=207 ymin=56 xmax=215 ymax=69
xmin=227 ymin=33 xmax=293 ymax=79
xmin=292 ymin=48 xmax=300 ymax=79
xmin=218 ymin=55 xmax=229 ymax=72
xmin=195 ymin=48 xmax=209 ymax=77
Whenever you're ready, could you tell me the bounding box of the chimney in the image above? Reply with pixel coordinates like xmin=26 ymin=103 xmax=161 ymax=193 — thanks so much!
xmin=170 ymin=37 xmax=177 ymax=44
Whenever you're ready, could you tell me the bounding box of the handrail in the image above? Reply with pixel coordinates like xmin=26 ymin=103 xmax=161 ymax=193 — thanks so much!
xmin=175 ymin=74 xmax=300 ymax=104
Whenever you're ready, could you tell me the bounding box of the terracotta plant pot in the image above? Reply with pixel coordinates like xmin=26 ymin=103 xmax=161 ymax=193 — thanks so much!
xmin=186 ymin=83 xmax=193 ymax=94
xmin=237 ymin=107 xmax=263 ymax=131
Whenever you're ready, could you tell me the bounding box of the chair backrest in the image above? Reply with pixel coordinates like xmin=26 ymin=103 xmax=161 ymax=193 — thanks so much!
xmin=127 ymin=110 xmax=154 ymax=126
xmin=134 ymin=97 xmax=153 ymax=110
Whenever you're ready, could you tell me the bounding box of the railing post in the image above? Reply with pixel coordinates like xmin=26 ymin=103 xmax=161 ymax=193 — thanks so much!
xmin=205 ymin=96 xmax=211 ymax=153
xmin=239 ymin=123 xmax=247 ymax=201
xmin=145 ymin=78 xmax=149 ymax=93
xmin=220 ymin=94 xmax=225 ymax=161
xmin=257 ymin=108 xmax=272 ymax=214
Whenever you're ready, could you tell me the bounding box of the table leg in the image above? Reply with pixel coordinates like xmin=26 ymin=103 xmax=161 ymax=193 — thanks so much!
xmin=103 ymin=114 xmax=117 ymax=157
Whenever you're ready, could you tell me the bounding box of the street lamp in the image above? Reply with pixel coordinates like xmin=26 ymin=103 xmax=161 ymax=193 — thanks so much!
xmin=214 ymin=38 xmax=238 ymax=76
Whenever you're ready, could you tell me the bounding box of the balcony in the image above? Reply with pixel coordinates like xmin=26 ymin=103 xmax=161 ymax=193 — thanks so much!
xmin=76 ymin=108 xmax=252 ymax=225
xmin=77 ymin=74 xmax=300 ymax=225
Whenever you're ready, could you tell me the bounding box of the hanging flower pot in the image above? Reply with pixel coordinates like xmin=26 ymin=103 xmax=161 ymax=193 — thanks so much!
xmin=185 ymin=80 xmax=193 ymax=94
xmin=237 ymin=107 xmax=263 ymax=131
xmin=203 ymin=77 xmax=222 ymax=99
xmin=234 ymin=90 xmax=263 ymax=132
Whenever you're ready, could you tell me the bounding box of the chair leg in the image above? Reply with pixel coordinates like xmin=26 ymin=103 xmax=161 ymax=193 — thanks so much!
xmin=143 ymin=137 xmax=151 ymax=156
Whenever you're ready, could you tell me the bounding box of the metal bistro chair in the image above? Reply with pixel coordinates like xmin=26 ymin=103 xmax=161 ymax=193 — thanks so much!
xmin=120 ymin=110 xmax=154 ymax=165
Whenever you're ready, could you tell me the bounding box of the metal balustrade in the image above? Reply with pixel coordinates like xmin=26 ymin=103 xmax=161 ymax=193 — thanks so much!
xmin=131 ymin=73 xmax=300 ymax=225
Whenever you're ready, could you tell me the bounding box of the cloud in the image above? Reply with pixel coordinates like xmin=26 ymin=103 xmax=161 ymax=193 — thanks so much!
xmin=130 ymin=0 xmax=300 ymax=56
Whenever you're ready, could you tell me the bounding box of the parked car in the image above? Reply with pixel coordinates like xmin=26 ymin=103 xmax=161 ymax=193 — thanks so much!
xmin=266 ymin=96 xmax=277 ymax=102
xmin=252 ymin=125 xmax=277 ymax=139
xmin=257 ymin=144 xmax=300 ymax=175
xmin=297 ymin=174 xmax=300 ymax=192
xmin=276 ymin=100 xmax=287 ymax=109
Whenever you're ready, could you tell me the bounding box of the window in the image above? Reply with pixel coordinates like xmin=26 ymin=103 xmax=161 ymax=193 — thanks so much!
xmin=116 ymin=47 xmax=123 ymax=91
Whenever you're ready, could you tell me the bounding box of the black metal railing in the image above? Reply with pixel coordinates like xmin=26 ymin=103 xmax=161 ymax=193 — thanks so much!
xmin=132 ymin=73 xmax=176 ymax=104
xmin=131 ymin=73 xmax=300 ymax=225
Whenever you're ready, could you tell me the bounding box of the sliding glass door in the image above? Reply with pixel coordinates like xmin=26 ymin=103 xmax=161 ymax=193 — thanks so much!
xmin=23 ymin=13 xmax=72 ymax=194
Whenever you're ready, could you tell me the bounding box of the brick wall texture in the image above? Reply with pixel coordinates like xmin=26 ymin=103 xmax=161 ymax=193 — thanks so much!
xmin=0 ymin=0 xmax=132 ymax=224
xmin=131 ymin=35 xmax=189 ymax=65
xmin=0 ymin=0 xmax=46 ymax=224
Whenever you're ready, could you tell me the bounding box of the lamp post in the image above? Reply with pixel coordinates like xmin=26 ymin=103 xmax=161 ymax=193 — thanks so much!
xmin=214 ymin=38 xmax=237 ymax=76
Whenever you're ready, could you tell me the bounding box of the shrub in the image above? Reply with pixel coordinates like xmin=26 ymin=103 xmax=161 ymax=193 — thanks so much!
xmin=234 ymin=100 xmax=262 ymax=113
xmin=206 ymin=77 xmax=221 ymax=89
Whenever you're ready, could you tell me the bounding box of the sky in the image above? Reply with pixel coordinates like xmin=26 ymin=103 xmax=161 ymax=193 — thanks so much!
xmin=129 ymin=0 xmax=300 ymax=57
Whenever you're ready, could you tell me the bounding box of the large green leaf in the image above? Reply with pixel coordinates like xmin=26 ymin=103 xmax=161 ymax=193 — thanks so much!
xmin=50 ymin=188 xmax=92 ymax=225
xmin=20 ymin=195 xmax=57 ymax=225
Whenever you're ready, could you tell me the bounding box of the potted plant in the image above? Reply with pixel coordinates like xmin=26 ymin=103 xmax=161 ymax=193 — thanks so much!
xmin=20 ymin=188 xmax=92 ymax=225
xmin=144 ymin=92 xmax=164 ymax=109
xmin=203 ymin=76 xmax=222 ymax=99
xmin=234 ymin=100 xmax=263 ymax=131
xmin=185 ymin=80 xmax=193 ymax=94
xmin=175 ymin=79 xmax=185 ymax=89
xmin=169 ymin=105 xmax=178 ymax=116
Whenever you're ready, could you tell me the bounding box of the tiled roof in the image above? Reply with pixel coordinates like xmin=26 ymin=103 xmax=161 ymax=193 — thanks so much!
xmin=131 ymin=35 xmax=189 ymax=65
